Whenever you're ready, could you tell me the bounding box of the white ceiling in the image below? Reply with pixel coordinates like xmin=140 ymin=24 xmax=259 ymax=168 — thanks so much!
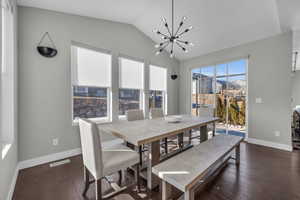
xmin=17 ymin=0 xmax=300 ymax=61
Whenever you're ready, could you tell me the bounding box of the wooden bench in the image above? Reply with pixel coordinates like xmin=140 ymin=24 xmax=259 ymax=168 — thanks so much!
xmin=152 ymin=135 xmax=244 ymax=200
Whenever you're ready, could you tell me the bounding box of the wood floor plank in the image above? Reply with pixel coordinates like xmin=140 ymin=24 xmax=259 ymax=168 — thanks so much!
xmin=13 ymin=142 xmax=300 ymax=200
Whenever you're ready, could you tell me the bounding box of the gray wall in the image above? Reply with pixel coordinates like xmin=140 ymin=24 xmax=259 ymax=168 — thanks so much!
xmin=179 ymin=32 xmax=293 ymax=147
xmin=292 ymin=71 xmax=300 ymax=108
xmin=0 ymin=0 xmax=18 ymax=199
xmin=18 ymin=6 xmax=180 ymax=161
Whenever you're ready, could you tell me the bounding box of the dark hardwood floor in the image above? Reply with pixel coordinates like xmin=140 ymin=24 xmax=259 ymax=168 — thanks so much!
xmin=13 ymin=142 xmax=300 ymax=200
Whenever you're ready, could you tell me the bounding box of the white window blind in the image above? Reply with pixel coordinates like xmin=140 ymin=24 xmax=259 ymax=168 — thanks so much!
xmin=73 ymin=47 xmax=111 ymax=87
xmin=119 ymin=57 xmax=144 ymax=89
xmin=149 ymin=65 xmax=167 ymax=91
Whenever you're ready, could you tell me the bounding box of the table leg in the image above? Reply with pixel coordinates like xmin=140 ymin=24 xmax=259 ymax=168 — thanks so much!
xmin=184 ymin=189 xmax=195 ymax=200
xmin=162 ymin=180 xmax=172 ymax=200
xmin=200 ymin=125 xmax=208 ymax=142
xmin=147 ymin=140 xmax=161 ymax=190
xmin=236 ymin=144 xmax=240 ymax=166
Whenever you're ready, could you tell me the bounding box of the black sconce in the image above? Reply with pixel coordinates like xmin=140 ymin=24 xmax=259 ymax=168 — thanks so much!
xmin=171 ymin=74 xmax=178 ymax=80
xmin=37 ymin=32 xmax=58 ymax=58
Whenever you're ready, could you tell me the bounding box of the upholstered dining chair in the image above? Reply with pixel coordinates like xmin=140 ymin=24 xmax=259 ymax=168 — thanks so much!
xmin=149 ymin=108 xmax=173 ymax=155
xmin=150 ymin=108 xmax=164 ymax=119
xmin=126 ymin=109 xmax=144 ymax=121
xmin=190 ymin=106 xmax=216 ymax=142
xmin=125 ymin=109 xmax=147 ymax=165
xmin=79 ymin=118 xmax=140 ymax=200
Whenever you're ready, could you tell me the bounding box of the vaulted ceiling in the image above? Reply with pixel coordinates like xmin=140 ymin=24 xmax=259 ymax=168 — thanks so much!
xmin=17 ymin=0 xmax=300 ymax=61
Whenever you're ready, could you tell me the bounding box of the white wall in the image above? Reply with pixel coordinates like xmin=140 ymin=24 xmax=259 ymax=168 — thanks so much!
xmin=0 ymin=0 xmax=18 ymax=199
xmin=18 ymin=6 xmax=180 ymax=161
xmin=292 ymin=71 xmax=300 ymax=109
xmin=180 ymin=32 xmax=293 ymax=148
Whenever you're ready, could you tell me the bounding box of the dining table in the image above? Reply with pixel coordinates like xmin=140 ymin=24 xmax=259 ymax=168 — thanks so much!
xmin=99 ymin=114 xmax=219 ymax=190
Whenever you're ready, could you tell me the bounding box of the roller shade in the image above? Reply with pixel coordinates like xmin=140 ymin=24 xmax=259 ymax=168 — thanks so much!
xmin=149 ymin=65 xmax=167 ymax=91
xmin=119 ymin=57 xmax=144 ymax=89
xmin=73 ymin=47 xmax=111 ymax=87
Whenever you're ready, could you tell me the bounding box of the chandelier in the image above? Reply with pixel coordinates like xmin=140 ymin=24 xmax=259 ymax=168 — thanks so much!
xmin=154 ymin=0 xmax=193 ymax=58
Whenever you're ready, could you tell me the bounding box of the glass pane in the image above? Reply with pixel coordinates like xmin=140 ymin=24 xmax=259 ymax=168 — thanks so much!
xmin=73 ymin=86 xmax=108 ymax=119
xmin=119 ymin=89 xmax=140 ymax=115
xmin=149 ymin=91 xmax=163 ymax=109
xmin=227 ymin=75 xmax=246 ymax=137
xmin=191 ymin=71 xmax=199 ymax=116
xmin=216 ymin=63 xmax=227 ymax=76
xmin=199 ymin=66 xmax=215 ymax=106
xmin=228 ymin=59 xmax=246 ymax=75
xmin=215 ymin=77 xmax=227 ymax=134
xmin=200 ymin=66 xmax=214 ymax=76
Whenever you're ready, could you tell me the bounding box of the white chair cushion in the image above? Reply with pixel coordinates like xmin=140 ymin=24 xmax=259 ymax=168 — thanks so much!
xmin=102 ymin=144 xmax=139 ymax=176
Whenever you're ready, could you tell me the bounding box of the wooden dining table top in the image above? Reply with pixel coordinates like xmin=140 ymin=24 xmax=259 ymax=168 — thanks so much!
xmin=99 ymin=115 xmax=219 ymax=146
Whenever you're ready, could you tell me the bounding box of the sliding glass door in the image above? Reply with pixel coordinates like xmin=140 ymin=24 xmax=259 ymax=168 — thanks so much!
xmin=191 ymin=59 xmax=247 ymax=137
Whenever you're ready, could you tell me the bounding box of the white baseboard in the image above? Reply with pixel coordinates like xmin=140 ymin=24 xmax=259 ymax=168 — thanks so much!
xmin=247 ymin=138 xmax=292 ymax=152
xmin=6 ymin=166 xmax=19 ymax=200
xmin=18 ymin=148 xmax=82 ymax=170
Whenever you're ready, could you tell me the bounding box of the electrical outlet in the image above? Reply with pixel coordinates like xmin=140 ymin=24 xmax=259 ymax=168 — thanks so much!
xmin=274 ymin=131 xmax=280 ymax=137
xmin=52 ymin=138 xmax=59 ymax=146
xmin=255 ymin=97 xmax=263 ymax=104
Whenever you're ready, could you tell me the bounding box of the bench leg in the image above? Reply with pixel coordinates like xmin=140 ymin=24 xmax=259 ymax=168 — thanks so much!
xmin=147 ymin=140 xmax=161 ymax=190
xmin=184 ymin=189 xmax=195 ymax=200
xmin=162 ymin=180 xmax=172 ymax=200
xmin=236 ymin=144 xmax=240 ymax=166
xmin=200 ymin=125 xmax=208 ymax=143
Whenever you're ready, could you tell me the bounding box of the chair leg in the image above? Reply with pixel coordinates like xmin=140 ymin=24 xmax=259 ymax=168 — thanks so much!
xmin=95 ymin=179 xmax=102 ymax=200
xmin=135 ymin=164 xmax=141 ymax=192
xmin=82 ymin=166 xmax=90 ymax=196
xmin=139 ymin=146 xmax=143 ymax=166
xmin=189 ymin=130 xmax=192 ymax=145
xmin=164 ymin=138 xmax=168 ymax=154
xmin=118 ymin=170 xmax=122 ymax=186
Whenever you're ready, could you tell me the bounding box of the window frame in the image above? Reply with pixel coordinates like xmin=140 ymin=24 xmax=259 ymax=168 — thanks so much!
xmin=71 ymin=42 xmax=113 ymax=125
xmin=149 ymin=64 xmax=168 ymax=115
xmin=190 ymin=58 xmax=248 ymax=138
xmin=118 ymin=56 xmax=145 ymax=118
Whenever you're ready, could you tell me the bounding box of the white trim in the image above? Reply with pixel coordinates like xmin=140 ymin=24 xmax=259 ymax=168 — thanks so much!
xmin=247 ymin=138 xmax=292 ymax=152
xmin=18 ymin=148 xmax=82 ymax=170
xmin=6 ymin=165 xmax=19 ymax=200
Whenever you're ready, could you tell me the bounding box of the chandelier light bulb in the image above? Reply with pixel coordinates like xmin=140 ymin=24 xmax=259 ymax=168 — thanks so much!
xmin=155 ymin=44 xmax=160 ymax=48
xmin=156 ymin=51 xmax=161 ymax=55
xmin=162 ymin=17 xmax=167 ymax=24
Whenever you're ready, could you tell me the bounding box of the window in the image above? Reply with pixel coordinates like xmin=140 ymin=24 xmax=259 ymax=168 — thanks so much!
xmin=149 ymin=65 xmax=167 ymax=113
xmin=119 ymin=57 xmax=144 ymax=116
xmin=191 ymin=59 xmax=247 ymax=138
xmin=71 ymin=45 xmax=112 ymax=121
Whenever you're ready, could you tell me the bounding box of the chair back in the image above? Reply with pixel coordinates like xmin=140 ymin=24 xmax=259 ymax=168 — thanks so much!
xmin=150 ymin=108 xmax=164 ymax=119
xmin=79 ymin=118 xmax=103 ymax=179
xmin=126 ymin=109 xmax=144 ymax=121
xmin=198 ymin=106 xmax=215 ymax=117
